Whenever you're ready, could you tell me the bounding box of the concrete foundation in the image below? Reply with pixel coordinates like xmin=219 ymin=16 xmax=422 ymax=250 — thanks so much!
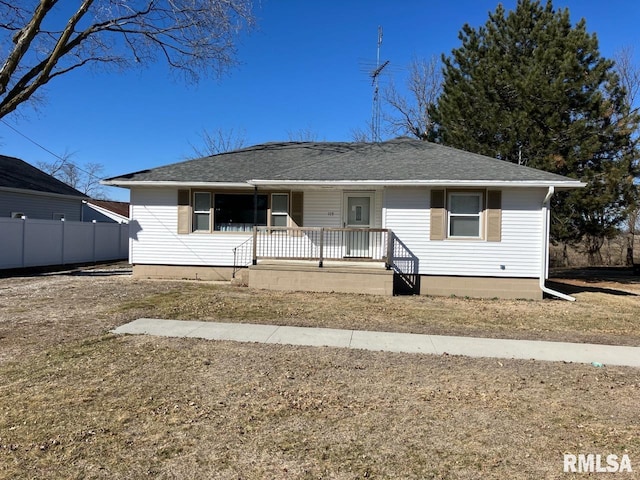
xmin=132 ymin=263 xmax=542 ymax=299
xmin=420 ymin=275 xmax=542 ymax=300
xmin=132 ymin=264 xmax=234 ymax=281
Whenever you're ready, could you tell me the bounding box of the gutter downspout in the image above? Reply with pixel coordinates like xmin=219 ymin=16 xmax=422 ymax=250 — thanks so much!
xmin=540 ymin=186 xmax=575 ymax=301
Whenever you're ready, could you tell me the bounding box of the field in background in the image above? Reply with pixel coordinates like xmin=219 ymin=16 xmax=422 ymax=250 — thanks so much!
xmin=550 ymin=233 xmax=639 ymax=267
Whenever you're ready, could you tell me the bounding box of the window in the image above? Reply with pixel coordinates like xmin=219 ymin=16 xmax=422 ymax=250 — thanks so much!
xmin=271 ymin=193 xmax=289 ymax=227
xmin=448 ymin=192 xmax=482 ymax=238
xmin=193 ymin=192 xmax=211 ymax=231
xmin=214 ymin=194 xmax=267 ymax=232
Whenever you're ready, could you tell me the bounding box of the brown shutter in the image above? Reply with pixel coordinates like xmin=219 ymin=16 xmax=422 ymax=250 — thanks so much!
xmin=177 ymin=189 xmax=191 ymax=234
xmin=291 ymin=191 xmax=303 ymax=227
xmin=486 ymin=190 xmax=502 ymax=242
xmin=430 ymin=189 xmax=446 ymax=240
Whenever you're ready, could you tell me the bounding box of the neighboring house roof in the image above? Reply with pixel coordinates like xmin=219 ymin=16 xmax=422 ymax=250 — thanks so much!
xmin=0 ymin=154 xmax=88 ymax=198
xmin=83 ymin=199 xmax=130 ymax=223
xmin=104 ymin=138 xmax=585 ymax=189
xmin=88 ymin=199 xmax=130 ymax=218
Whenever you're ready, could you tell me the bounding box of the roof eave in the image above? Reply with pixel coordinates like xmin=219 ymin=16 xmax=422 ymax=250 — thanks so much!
xmin=0 ymin=185 xmax=89 ymax=200
xmin=102 ymin=179 xmax=586 ymax=189
xmin=248 ymin=179 xmax=587 ymax=188
xmin=101 ymin=180 xmax=252 ymax=189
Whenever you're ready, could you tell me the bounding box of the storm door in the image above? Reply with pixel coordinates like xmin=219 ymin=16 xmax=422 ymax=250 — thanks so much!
xmin=343 ymin=193 xmax=373 ymax=257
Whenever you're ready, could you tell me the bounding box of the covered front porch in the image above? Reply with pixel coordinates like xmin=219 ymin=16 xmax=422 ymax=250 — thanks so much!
xmin=232 ymin=226 xmax=419 ymax=295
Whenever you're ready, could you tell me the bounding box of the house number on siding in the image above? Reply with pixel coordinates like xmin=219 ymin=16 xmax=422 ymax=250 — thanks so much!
xmin=327 ymin=212 xmax=335 ymax=216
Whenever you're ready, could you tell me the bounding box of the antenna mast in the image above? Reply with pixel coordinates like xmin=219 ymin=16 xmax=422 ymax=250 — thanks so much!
xmin=371 ymin=26 xmax=389 ymax=143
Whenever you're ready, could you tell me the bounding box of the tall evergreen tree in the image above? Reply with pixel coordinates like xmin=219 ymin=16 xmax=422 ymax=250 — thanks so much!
xmin=434 ymin=0 xmax=639 ymax=264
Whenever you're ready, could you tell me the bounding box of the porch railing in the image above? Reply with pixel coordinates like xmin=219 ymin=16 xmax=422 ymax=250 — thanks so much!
xmin=252 ymin=227 xmax=390 ymax=267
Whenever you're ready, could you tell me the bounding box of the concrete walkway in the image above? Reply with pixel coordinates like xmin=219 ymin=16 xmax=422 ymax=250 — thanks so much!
xmin=112 ymin=318 xmax=640 ymax=368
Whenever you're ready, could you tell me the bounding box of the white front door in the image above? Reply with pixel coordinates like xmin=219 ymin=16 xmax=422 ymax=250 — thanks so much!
xmin=344 ymin=193 xmax=373 ymax=257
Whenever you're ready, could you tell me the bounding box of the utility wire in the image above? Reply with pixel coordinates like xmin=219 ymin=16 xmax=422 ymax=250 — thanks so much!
xmin=0 ymin=118 xmax=104 ymax=181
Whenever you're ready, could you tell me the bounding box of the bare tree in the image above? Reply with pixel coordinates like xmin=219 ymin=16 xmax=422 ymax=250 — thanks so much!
xmin=613 ymin=46 xmax=640 ymax=265
xmin=0 ymin=0 xmax=255 ymax=119
xmin=384 ymin=56 xmax=442 ymax=140
xmin=37 ymin=149 xmax=106 ymax=198
xmin=287 ymin=126 xmax=320 ymax=142
xmin=350 ymin=126 xmax=372 ymax=143
xmin=190 ymin=127 xmax=246 ymax=157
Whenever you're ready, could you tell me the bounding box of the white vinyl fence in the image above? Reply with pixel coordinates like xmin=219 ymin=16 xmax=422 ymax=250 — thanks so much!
xmin=0 ymin=217 xmax=129 ymax=270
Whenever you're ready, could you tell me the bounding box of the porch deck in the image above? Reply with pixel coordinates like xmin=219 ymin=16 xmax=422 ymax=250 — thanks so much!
xmin=233 ymin=227 xmax=419 ymax=295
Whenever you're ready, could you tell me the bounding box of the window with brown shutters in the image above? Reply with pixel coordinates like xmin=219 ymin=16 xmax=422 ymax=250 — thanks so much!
xmin=429 ymin=188 xmax=502 ymax=242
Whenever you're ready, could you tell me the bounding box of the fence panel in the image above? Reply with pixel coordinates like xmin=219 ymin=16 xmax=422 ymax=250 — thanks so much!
xmin=0 ymin=218 xmax=129 ymax=270
xmin=0 ymin=219 xmax=24 ymax=268
xmin=63 ymin=222 xmax=95 ymax=264
xmin=24 ymin=220 xmax=63 ymax=267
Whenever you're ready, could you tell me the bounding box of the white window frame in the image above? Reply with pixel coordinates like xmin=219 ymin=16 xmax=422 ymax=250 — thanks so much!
xmin=271 ymin=193 xmax=289 ymax=228
xmin=193 ymin=192 xmax=211 ymax=232
xmin=447 ymin=191 xmax=483 ymax=239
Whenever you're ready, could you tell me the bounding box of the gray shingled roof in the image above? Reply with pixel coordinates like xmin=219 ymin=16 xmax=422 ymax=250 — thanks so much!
xmin=0 ymin=154 xmax=88 ymax=198
xmin=105 ymin=138 xmax=580 ymax=185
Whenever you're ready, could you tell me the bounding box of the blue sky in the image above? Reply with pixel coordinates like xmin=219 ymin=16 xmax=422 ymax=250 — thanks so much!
xmin=1 ymin=0 xmax=639 ymax=201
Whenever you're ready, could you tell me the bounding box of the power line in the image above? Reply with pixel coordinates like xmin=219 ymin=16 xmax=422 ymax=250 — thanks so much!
xmin=1 ymin=119 xmax=68 ymax=163
xmin=0 ymin=118 xmax=103 ymax=181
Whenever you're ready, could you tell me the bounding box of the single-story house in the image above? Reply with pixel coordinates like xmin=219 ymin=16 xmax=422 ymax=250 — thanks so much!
xmin=82 ymin=199 xmax=130 ymax=224
xmin=0 ymin=154 xmax=88 ymax=220
xmin=104 ymin=138 xmax=584 ymax=299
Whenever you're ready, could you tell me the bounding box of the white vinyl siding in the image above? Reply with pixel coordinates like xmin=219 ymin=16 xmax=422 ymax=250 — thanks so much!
xmin=384 ymin=187 xmax=544 ymax=278
xmin=132 ymin=185 xmax=547 ymax=276
xmin=303 ymin=190 xmax=343 ymax=228
xmin=130 ymin=188 xmax=251 ymax=266
xmin=304 ymin=189 xmax=383 ymax=228
xmin=131 ymin=188 xmax=387 ymax=267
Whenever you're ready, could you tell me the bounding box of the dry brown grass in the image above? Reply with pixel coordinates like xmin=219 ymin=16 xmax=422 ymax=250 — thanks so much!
xmin=116 ymin=273 xmax=640 ymax=346
xmin=0 ymin=265 xmax=639 ymax=479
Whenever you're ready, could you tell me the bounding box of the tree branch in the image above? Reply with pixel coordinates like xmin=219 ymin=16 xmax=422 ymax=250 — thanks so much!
xmin=0 ymin=0 xmax=57 ymax=96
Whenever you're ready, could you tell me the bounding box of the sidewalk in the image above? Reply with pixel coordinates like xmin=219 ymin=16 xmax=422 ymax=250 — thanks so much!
xmin=112 ymin=318 xmax=640 ymax=368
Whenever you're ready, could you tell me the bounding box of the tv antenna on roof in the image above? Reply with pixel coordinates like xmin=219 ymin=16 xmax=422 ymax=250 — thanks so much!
xmin=371 ymin=26 xmax=389 ymax=143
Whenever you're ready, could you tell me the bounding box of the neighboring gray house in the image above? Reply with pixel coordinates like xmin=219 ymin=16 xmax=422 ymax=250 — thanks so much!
xmin=0 ymin=154 xmax=88 ymax=221
xmin=104 ymin=138 xmax=585 ymax=299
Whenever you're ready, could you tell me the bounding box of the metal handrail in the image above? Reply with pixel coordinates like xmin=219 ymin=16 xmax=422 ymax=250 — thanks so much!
xmin=232 ymin=236 xmax=253 ymax=278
